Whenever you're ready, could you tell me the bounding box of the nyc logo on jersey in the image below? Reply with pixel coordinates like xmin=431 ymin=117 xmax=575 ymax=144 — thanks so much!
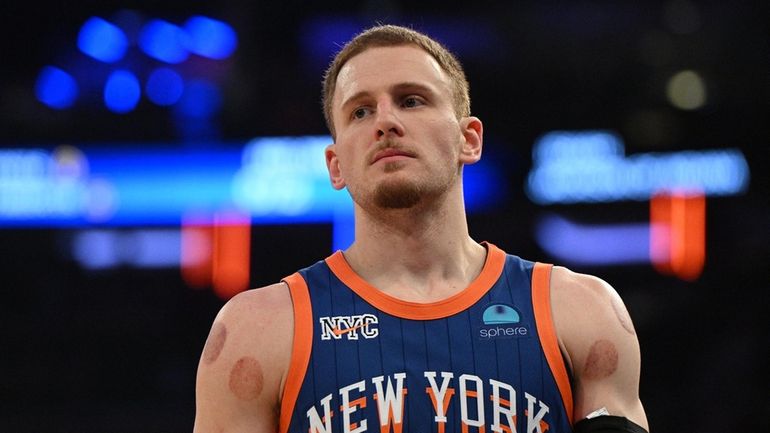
xmin=319 ymin=314 xmax=379 ymax=340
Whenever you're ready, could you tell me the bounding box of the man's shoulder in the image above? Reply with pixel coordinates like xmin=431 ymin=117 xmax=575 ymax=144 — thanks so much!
xmin=548 ymin=265 xmax=640 ymax=376
xmin=549 ymin=266 xmax=623 ymax=312
xmin=203 ymin=281 xmax=295 ymax=368
xmin=194 ymin=281 xmax=295 ymax=432
xmin=200 ymin=282 xmax=294 ymax=399
xmin=217 ymin=282 xmax=294 ymax=333
xmin=548 ymin=265 xmax=638 ymax=353
xmin=226 ymin=282 xmax=293 ymax=311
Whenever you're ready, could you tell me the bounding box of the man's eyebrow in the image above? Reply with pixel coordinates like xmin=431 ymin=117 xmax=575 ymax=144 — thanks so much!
xmin=391 ymin=81 xmax=436 ymax=95
xmin=340 ymin=82 xmax=438 ymax=112
xmin=340 ymin=90 xmax=373 ymax=113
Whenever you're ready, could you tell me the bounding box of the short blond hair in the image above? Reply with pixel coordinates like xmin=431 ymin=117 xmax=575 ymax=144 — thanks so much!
xmin=322 ymin=24 xmax=470 ymax=138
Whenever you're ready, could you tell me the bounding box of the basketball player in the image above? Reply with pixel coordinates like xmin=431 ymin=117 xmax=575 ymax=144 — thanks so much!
xmin=194 ymin=25 xmax=649 ymax=433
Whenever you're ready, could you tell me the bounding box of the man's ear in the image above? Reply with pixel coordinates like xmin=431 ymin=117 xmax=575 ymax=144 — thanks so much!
xmin=459 ymin=116 xmax=483 ymax=164
xmin=325 ymin=144 xmax=346 ymax=190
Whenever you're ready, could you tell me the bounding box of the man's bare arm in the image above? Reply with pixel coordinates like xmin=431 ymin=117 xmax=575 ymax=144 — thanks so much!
xmin=551 ymin=267 xmax=649 ymax=430
xmin=194 ymin=283 xmax=294 ymax=433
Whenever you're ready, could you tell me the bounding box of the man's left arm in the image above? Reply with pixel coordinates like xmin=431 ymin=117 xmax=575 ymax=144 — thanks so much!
xmin=550 ymin=266 xmax=649 ymax=431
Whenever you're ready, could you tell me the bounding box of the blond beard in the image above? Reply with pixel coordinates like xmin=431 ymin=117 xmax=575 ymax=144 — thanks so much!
xmin=373 ymin=174 xmax=423 ymax=209
xmin=366 ymin=160 xmax=459 ymax=210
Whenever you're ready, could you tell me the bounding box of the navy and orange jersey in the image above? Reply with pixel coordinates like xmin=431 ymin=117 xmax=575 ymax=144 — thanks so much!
xmin=279 ymin=242 xmax=574 ymax=433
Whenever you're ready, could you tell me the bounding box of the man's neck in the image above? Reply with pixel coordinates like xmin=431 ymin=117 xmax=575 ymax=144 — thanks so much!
xmin=342 ymin=196 xmax=487 ymax=302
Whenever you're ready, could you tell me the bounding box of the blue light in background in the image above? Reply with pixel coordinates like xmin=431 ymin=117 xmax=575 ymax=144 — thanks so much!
xmin=535 ymin=214 xmax=650 ymax=265
xmin=139 ymin=19 xmax=189 ymax=64
xmin=463 ymin=159 xmax=505 ymax=210
xmin=0 ymin=149 xmax=85 ymax=219
xmin=0 ymin=137 xmax=503 ymax=227
xmin=332 ymin=210 xmax=355 ymax=252
xmin=35 ymin=66 xmax=78 ymax=109
xmin=178 ymin=79 xmax=221 ymax=118
xmin=104 ymin=70 xmax=141 ymax=113
xmin=526 ymin=130 xmax=750 ymax=204
xmin=232 ymin=136 xmax=349 ymax=217
xmin=532 ymin=130 xmax=624 ymax=163
xmin=36 ymin=13 xmax=240 ymax=116
xmin=77 ymin=17 xmax=129 ymax=63
xmin=73 ymin=229 xmax=182 ymax=269
xmin=146 ymin=67 xmax=184 ymax=106
xmin=183 ymin=16 xmax=237 ymax=59
xmin=73 ymin=230 xmax=119 ymax=269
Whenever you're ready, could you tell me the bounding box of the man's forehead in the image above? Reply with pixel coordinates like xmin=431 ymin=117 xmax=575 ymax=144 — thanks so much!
xmin=334 ymin=45 xmax=449 ymax=104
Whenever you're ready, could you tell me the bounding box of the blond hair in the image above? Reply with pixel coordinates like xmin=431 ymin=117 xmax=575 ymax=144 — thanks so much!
xmin=322 ymin=24 xmax=470 ymax=138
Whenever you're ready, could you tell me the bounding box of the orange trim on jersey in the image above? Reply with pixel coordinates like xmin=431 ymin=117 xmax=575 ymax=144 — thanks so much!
xmin=278 ymin=272 xmax=314 ymax=433
xmin=324 ymin=242 xmax=507 ymax=320
xmin=531 ymin=263 xmax=574 ymax=425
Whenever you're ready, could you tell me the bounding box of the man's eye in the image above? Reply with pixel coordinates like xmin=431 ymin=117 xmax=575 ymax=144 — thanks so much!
xmin=352 ymin=107 xmax=370 ymax=119
xmin=402 ymin=97 xmax=423 ymax=108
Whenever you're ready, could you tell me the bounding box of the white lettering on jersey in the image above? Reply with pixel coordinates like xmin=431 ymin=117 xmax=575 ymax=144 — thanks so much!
xmin=303 ymin=373 xmax=556 ymax=433
xmin=424 ymin=371 xmax=454 ymax=423
xmin=307 ymin=393 xmax=333 ymax=433
xmin=319 ymin=314 xmax=379 ymax=340
xmin=525 ymin=392 xmax=550 ymax=433
xmin=339 ymin=380 xmax=367 ymax=433
xmin=490 ymin=379 xmax=517 ymax=433
xmin=372 ymin=373 xmax=407 ymax=430
xmin=459 ymin=374 xmax=485 ymax=428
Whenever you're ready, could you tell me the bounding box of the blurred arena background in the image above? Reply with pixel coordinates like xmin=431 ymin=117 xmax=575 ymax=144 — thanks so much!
xmin=0 ymin=1 xmax=768 ymax=432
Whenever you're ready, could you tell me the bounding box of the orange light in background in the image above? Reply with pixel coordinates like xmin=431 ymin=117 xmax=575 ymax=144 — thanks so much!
xmin=181 ymin=211 xmax=251 ymax=299
xmin=181 ymin=215 xmax=213 ymax=289
xmin=211 ymin=211 xmax=251 ymax=299
xmin=650 ymin=192 xmax=706 ymax=281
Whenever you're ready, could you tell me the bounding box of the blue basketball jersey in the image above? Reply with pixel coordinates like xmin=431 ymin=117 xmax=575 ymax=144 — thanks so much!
xmin=279 ymin=243 xmax=574 ymax=433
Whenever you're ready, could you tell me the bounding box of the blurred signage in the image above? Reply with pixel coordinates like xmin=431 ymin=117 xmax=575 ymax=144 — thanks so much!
xmin=527 ymin=130 xmax=750 ymax=280
xmin=526 ymin=130 xmax=749 ymax=204
xmin=0 ymin=136 xmax=501 ymax=227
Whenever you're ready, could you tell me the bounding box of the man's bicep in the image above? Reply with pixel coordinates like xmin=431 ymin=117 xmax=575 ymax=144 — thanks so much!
xmin=193 ymin=354 xmax=277 ymax=433
xmin=193 ymin=285 xmax=293 ymax=433
xmin=551 ymin=268 xmax=648 ymax=429
xmin=571 ymin=328 xmax=648 ymax=429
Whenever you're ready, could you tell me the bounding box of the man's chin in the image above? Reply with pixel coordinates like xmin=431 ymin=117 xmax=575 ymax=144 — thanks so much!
xmin=381 ymin=160 xmax=409 ymax=173
xmin=373 ymin=182 xmax=422 ymax=209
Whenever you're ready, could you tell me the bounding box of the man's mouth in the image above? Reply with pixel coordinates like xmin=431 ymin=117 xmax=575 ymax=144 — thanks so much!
xmin=371 ymin=147 xmax=416 ymax=164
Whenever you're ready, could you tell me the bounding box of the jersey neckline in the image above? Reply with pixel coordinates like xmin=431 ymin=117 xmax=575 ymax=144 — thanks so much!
xmin=324 ymin=242 xmax=506 ymax=320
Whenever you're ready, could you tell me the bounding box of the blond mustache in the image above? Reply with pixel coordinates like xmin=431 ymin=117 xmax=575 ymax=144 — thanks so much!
xmin=370 ymin=139 xmax=416 ymax=159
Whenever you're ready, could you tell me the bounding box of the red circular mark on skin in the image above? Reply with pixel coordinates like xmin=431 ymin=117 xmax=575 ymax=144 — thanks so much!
xmin=202 ymin=322 xmax=227 ymax=364
xmin=229 ymin=356 xmax=264 ymax=401
xmin=611 ymin=295 xmax=636 ymax=336
xmin=582 ymin=339 xmax=619 ymax=381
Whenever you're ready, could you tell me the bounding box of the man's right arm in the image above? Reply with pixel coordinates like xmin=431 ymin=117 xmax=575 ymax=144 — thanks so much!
xmin=193 ymin=282 xmax=294 ymax=433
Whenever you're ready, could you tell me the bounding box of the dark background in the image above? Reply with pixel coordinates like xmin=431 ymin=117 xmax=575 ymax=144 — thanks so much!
xmin=1 ymin=1 xmax=768 ymax=432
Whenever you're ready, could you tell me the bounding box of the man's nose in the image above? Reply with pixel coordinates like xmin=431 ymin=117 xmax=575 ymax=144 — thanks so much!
xmin=374 ymin=102 xmax=404 ymax=139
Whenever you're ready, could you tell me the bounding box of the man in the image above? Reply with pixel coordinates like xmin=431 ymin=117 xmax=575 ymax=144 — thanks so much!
xmin=194 ymin=25 xmax=649 ymax=433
